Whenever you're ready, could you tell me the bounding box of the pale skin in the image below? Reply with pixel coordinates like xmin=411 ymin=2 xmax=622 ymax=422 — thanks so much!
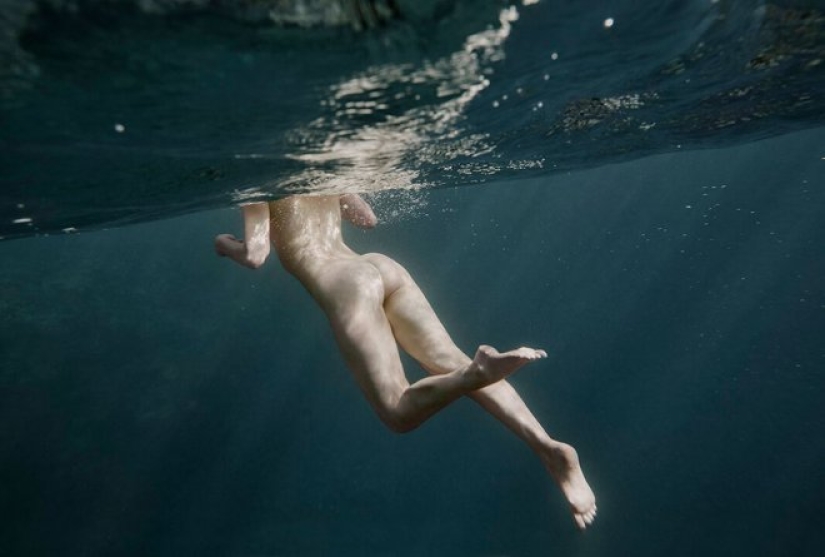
xmin=215 ymin=193 xmax=597 ymax=529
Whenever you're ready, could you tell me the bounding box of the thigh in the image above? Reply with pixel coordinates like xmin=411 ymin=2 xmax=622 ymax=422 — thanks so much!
xmin=317 ymin=260 xmax=409 ymax=415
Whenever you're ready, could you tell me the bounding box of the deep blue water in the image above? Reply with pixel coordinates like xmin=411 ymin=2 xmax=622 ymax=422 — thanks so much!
xmin=1 ymin=1 xmax=825 ymax=556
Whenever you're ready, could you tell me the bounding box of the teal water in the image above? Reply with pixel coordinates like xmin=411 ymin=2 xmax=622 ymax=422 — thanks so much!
xmin=1 ymin=128 xmax=823 ymax=555
xmin=1 ymin=1 xmax=824 ymax=555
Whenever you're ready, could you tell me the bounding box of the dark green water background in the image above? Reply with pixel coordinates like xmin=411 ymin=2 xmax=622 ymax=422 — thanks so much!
xmin=1 ymin=128 xmax=824 ymax=556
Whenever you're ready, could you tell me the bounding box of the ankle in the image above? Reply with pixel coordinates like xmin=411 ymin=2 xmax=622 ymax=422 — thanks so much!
xmin=539 ymin=440 xmax=574 ymax=465
xmin=459 ymin=360 xmax=488 ymax=391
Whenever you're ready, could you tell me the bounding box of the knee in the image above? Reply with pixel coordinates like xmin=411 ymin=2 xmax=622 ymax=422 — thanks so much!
xmin=377 ymin=407 xmax=420 ymax=434
xmin=381 ymin=415 xmax=418 ymax=434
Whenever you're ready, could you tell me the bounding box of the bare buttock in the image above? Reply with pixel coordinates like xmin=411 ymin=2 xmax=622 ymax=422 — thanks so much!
xmin=299 ymin=253 xmax=410 ymax=316
xmin=360 ymin=253 xmax=411 ymax=296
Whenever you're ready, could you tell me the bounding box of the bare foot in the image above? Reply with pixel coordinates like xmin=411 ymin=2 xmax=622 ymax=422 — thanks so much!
xmin=541 ymin=443 xmax=597 ymax=530
xmin=471 ymin=345 xmax=547 ymax=385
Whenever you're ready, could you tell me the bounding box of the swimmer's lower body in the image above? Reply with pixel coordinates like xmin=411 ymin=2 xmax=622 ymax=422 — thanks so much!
xmin=215 ymin=200 xmax=597 ymax=529
xmin=310 ymin=253 xmax=597 ymax=529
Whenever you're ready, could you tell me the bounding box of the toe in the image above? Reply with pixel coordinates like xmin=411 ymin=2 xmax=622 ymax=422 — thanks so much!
xmin=574 ymin=514 xmax=586 ymax=530
xmin=524 ymin=348 xmax=543 ymax=359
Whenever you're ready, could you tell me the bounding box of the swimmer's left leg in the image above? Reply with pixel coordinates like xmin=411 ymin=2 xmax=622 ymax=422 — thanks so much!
xmin=384 ymin=277 xmax=597 ymax=529
xmin=215 ymin=203 xmax=271 ymax=269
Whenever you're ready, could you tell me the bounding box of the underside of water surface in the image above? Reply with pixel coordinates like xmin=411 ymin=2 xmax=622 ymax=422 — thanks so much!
xmin=2 ymin=0 xmax=824 ymax=238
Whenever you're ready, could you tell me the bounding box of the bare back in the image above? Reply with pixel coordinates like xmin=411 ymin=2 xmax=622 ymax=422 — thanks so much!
xmin=268 ymin=196 xmax=352 ymax=270
xmin=269 ymin=195 xmax=408 ymax=312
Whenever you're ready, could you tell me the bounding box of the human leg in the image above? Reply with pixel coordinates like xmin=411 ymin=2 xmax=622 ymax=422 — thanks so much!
xmin=381 ymin=268 xmax=597 ymax=529
xmin=215 ymin=202 xmax=271 ymax=269
xmin=318 ymin=260 xmax=544 ymax=433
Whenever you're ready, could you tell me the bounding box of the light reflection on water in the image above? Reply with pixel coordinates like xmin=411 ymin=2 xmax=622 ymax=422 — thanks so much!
xmin=233 ymin=6 xmax=534 ymax=199
xmin=2 ymin=0 xmax=824 ymax=238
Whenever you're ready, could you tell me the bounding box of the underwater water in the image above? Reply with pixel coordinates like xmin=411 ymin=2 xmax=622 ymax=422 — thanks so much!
xmin=1 ymin=1 xmax=824 ymax=556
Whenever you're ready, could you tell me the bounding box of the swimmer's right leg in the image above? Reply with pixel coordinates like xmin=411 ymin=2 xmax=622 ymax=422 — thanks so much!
xmin=215 ymin=202 xmax=271 ymax=269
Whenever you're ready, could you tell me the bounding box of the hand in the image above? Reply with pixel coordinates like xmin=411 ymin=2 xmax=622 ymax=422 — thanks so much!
xmin=340 ymin=194 xmax=378 ymax=229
